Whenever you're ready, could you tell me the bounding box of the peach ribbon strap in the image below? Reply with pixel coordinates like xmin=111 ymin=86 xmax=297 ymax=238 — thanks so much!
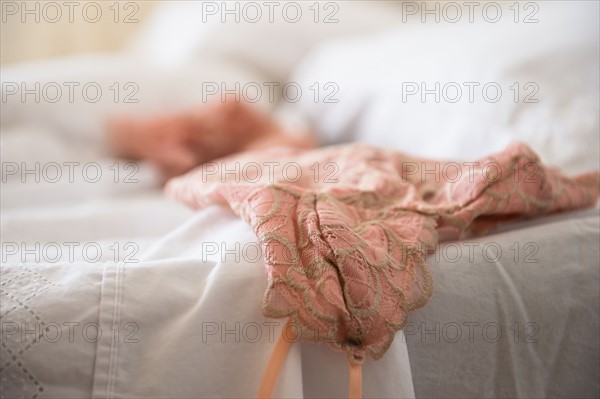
xmin=256 ymin=319 xmax=293 ymax=399
xmin=348 ymin=360 xmax=363 ymax=399
xmin=257 ymin=318 xmax=364 ymax=399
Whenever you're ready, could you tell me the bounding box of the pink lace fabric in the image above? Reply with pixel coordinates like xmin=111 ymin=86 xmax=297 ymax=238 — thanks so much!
xmin=165 ymin=142 xmax=599 ymax=363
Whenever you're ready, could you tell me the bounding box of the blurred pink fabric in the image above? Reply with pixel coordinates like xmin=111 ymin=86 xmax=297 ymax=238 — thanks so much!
xmin=166 ymin=142 xmax=599 ymax=363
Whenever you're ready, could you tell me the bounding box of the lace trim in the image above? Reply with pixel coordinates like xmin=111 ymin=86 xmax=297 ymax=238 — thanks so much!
xmin=166 ymin=142 xmax=599 ymax=362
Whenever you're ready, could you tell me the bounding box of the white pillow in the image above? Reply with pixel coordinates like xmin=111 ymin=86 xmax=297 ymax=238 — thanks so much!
xmin=0 ymin=53 xmax=269 ymax=147
xmin=277 ymin=1 xmax=600 ymax=174
xmin=127 ymin=1 xmax=405 ymax=82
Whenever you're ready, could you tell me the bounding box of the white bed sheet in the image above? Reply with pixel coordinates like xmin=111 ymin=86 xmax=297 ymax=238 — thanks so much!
xmin=2 ymin=121 xmax=598 ymax=398
xmin=0 ymin=124 xmax=415 ymax=398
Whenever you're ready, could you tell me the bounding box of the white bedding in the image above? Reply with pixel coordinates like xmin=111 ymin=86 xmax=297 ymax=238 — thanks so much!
xmin=277 ymin=1 xmax=600 ymax=174
xmin=2 ymin=121 xmax=598 ymax=397
xmin=2 ymin=1 xmax=599 ymax=397
xmin=0 ymin=124 xmax=414 ymax=398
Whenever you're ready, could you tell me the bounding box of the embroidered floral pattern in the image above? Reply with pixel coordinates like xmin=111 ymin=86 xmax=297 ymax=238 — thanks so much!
xmin=0 ymin=266 xmax=57 ymax=398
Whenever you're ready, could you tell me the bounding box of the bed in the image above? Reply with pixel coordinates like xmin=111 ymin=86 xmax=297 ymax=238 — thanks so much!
xmin=1 ymin=1 xmax=598 ymax=398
